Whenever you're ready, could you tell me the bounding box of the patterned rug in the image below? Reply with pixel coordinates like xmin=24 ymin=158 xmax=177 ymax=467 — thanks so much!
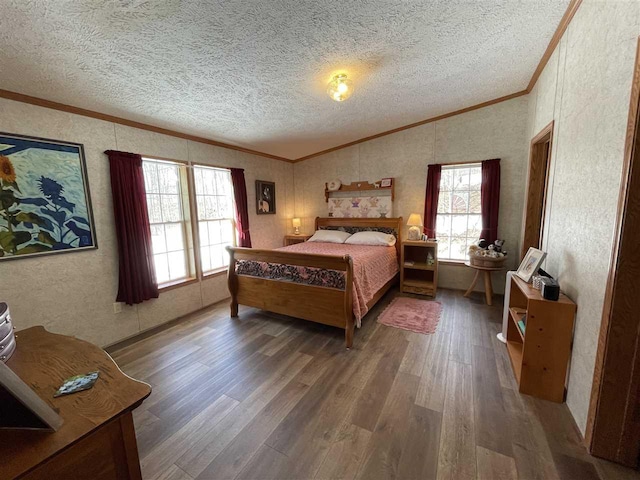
xmin=377 ymin=297 xmax=442 ymax=334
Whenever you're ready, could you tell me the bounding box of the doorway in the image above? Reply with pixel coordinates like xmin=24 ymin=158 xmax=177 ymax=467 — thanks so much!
xmin=520 ymin=121 xmax=554 ymax=259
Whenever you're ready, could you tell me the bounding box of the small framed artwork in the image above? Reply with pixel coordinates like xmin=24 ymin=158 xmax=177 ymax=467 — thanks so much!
xmin=0 ymin=132 xmax=97 ymax=261
xmin=256 ymin=180 xmax=276 ymax=214
xmin=380 ymin=178 xmax=393 ymax=188
xmin=516 ymin=247 xmax=547 ymax=283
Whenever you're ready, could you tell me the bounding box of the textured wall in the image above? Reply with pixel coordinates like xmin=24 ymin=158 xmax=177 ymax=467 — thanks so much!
xmin=294 ymin=96 xmax=530 ymax=294
xmin=525 ymin=0 xmax=640 ymax=434
xmin=0 ymin=98 xmax=294 ymax=347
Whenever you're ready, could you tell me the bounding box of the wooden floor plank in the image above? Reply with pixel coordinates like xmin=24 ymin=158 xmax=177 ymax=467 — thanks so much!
xmin=396 ymin=405 xmax=442 ymax=480
xmin=314 ymin=424 xmax=372 ymax=480
xmin=415 ymin=331 xmax=451 ymax=412
xmin=437 ymin=360 xmax=476 ymax=480
xmin=472 ymin=344 xmax=513 ymax=457
xmin=476 ymin=446 xmax=518 ymax=480
xmin=350 ymin=329 xmax=409 ymax=432
xmin=355 ymin=372 xmax=420 ymax=479
xmin=235 ymin=444 xmax=291 ymax=480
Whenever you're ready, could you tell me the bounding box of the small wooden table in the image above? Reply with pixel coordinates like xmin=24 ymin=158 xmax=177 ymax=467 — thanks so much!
xmin=284 ymin=234 xmax=311 ymax=246
xmin=463 ymin=261 xmax=503 ymax=306
xmin=1 ymin=327 xmax=151 ymax=480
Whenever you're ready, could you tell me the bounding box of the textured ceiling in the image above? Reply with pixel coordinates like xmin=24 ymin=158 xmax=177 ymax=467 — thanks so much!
xmin=0 ymin=0 xmax=570 ymax=160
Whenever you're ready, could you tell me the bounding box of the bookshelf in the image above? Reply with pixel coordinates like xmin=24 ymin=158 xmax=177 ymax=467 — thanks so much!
xmin=506 ymin=275 xmax=577 ymax=402
xmin=400 ymin=240 xmax=438 ymax=297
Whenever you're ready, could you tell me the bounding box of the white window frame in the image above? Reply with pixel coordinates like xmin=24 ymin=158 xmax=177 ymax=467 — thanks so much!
xmin=193 ymin=165 xmax=236 ymax=276
xmin=142 ymin=157 xmax=194 ymax=286
xmin=436 ymin=163 xmax=483 ymax=261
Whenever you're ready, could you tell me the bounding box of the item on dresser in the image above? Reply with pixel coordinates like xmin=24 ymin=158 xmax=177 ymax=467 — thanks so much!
xmin=345 ymin=231 xmax=396 ymax=246
xmin=406 ymin=213 xmax=423 ymax=241
xmin=0 ymin=302 xmax=16 ymax=363
xmin=54 ymin=371 xmax=100 ymax=397
xmin=540 ymin=277 xmax=560 ymax=301
xmin=532 ymin=274 xmax=544 ymax=290
xmin=516 ymin=247 xmax=546 ymax=282
xmin=307 ymin=229 xmax=352 ymax=244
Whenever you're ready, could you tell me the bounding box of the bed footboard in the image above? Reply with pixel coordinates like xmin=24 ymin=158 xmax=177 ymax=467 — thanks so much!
xmin=226 ymin=247 xmax=355 ymax=348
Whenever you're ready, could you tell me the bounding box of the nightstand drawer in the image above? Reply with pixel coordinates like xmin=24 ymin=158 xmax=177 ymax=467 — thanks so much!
xmin=403 ymin=284 xmax=434 ymax=296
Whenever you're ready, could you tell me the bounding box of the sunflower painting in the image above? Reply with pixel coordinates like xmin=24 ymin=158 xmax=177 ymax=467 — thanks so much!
xmin=0 ymin=133 xmax=96 ymax=260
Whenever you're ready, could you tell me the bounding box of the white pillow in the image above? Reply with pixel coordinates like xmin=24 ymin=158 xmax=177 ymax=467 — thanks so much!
xmin=345 ymin=231 xmax=397 ymax=247
xmin=307 ymin=230 xmax=352 ymax=244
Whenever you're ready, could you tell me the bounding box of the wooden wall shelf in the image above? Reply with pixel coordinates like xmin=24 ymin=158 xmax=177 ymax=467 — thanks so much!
xmin=324 ymin=180 xmax=394 ymax=202
xmin=506 ymin=275 xmax=577 ymax=403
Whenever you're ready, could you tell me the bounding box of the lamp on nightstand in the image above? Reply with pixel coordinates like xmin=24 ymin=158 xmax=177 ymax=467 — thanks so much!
xmin=407 ymin=213 xmax=423 ymax=241
xmin=292 ymin=217 xmax=301 ymax=235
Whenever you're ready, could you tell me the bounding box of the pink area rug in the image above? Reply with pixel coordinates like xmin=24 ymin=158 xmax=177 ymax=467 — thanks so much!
xmin=377 ymin=297 xmax=442 ymax=335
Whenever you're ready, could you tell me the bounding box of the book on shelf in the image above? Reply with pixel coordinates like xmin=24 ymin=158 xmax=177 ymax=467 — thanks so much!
xmin=518 ymin=318 xmax=526 ymax=335
xmin=404 ymin=260 xmax=415 ymax=266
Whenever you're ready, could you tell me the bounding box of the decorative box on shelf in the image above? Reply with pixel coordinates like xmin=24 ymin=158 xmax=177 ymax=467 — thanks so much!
xmin=401 ymin=240 xmax=438 ymax=297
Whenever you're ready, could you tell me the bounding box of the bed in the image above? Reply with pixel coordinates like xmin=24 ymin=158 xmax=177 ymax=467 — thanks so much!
xmin=226 ymin=217 xmax=402 ymax=348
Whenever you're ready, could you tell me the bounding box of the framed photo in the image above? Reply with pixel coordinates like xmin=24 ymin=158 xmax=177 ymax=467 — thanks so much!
xmin=516 ymin=247 xmax=547 ymax=282
xmin=256 ymin=180 xmax=276 ymax=215
xmin=380 ymin=178 xmax=393 ymax=188
xmin=0 ymin=132 xmax=97 ymax=261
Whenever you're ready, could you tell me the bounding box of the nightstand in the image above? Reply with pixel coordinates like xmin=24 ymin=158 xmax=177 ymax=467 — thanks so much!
xmin=400 ymin=240 xmax=438 ymax=297
xmin=284 ymin=234 xmax=311 ymax=246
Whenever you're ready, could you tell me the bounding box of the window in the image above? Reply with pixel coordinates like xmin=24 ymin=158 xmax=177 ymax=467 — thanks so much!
xmin=193 ymin=165 xmax=235 ymax=274
xmin=436 ymin=164 xmax=482 ymax=260
xmin=143 ymin=158 xmax=192 ymax=285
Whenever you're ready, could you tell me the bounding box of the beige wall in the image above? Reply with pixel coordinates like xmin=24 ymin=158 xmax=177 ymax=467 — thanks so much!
xmin=0 ymin=98 xmax=294 ymax=347
xmin=294 ymin=96 xmax=530 ymax=294
xmin=525 ymin=0 xmax=639 ymax=434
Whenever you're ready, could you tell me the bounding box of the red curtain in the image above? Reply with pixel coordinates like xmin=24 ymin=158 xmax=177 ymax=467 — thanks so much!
xmin=423 ymin=164 xmax=442 ymax=238
xmin=480 ymin=158 xmax=501 ymax=244
xmin=230 ymin=168 xmax=252 ymax=248
xmin=105 ymin=150 xmax=159 ymax=305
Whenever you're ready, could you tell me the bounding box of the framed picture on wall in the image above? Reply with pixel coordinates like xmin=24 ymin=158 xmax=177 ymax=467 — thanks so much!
xmin=0 ymin=132 xmax=97 ymax=261
xmin=255 ymin=180 xmax=276 ymax=214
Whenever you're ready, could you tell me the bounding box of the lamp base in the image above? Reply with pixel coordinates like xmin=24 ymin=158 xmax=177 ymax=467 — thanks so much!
xmin=294 ymin=226 xmax=300 ymax=235
xmin=408 ymin=226 xmax=422 ymax=241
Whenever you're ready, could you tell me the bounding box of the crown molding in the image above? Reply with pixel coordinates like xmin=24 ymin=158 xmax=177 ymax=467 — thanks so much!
xmin=0 ymin=89 xmax=295 ymax=163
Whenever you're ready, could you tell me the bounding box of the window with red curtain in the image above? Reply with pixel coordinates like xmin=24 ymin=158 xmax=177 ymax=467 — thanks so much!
xmin=105 ymin=150 xmax=159 ymax=305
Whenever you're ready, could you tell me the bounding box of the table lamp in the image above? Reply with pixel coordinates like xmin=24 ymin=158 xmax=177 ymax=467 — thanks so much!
xmin=292 ymin=217 xmax=301 ymax=235
xmin=407 ymin=213 xmax=423 ymax=241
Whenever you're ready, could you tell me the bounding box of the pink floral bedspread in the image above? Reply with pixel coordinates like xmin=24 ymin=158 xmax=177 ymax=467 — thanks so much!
xmin=238 ymin=242 xmax=398 ymax=327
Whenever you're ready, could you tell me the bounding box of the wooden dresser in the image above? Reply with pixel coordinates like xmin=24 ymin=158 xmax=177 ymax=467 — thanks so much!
xmin=400 ymin=240 xmax=438 ymax=297
xmin=0 ymin=327 xmax=151 ymax=480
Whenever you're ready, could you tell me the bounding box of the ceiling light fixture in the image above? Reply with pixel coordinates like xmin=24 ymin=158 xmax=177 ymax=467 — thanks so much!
xmin=327 ymin=74 xmax=353 ymax=102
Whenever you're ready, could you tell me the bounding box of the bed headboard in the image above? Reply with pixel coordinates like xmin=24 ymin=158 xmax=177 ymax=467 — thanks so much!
xmin=315 ymin=217 xmax=403 ymax=258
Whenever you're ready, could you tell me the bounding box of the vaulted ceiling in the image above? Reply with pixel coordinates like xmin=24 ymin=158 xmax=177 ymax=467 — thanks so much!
xmin=0 ymin=1 xmax=570 ymax=160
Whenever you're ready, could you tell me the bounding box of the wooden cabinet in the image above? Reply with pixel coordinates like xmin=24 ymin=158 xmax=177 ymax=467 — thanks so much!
xmin=1 ymin=327 xmax=151 ymax=480
xmin=284 ymin=234 xmax=311 ymax=246
xmin=400 ymin=240 xmax=438 ymax=297
xmin=506 ymin=275 xmax=576 ymax=403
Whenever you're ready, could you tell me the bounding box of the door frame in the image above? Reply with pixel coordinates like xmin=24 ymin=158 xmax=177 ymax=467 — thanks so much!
xmin=520 ymin=121 xmax=554 ymax=259
xmin=586 ymin=37 xmax=640 ymax=467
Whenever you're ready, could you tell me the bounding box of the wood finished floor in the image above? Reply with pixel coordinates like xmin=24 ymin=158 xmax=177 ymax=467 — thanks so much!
xmin=111 ymin=289 xmax=640 ymax=480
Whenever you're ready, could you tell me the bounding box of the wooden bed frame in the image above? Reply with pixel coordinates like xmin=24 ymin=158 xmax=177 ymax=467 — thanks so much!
xmin=226 ymin=217 xmax=403 ymax=348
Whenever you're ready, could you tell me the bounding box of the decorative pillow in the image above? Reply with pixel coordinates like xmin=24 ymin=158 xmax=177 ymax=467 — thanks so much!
xmin=345 ymin=231 xmax=397 ymax=247
xmin=307 ymin=230 xmax=352 ymax=244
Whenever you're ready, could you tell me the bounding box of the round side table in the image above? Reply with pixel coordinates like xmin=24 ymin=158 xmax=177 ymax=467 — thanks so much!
xmin=463 ymin=261 xmax=503 ymax=306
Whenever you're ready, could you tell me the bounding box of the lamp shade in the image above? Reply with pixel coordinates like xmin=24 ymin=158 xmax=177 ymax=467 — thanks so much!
xmin=292 ymin=218 xmax=301 ymax=228
xmin=407 ymin=213 xmax=423 ymax=226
